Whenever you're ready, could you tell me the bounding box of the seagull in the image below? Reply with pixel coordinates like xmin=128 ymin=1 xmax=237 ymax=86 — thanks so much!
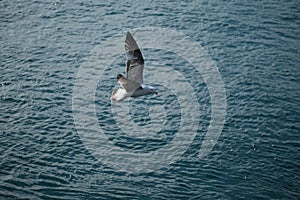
xmin=111 ymin=32 xmax=158 ymax=102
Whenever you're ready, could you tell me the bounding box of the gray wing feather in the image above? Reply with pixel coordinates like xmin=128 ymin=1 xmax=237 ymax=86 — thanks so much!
xmin=118 ymin=76 xmax=141 ymax=92
xmin=125 ymin=32 xmax=144 ymax=84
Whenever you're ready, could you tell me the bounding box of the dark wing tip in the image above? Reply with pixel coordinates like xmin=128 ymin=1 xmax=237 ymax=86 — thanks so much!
xmin=126 ymin=31 xmax=132 ymax=37
xmin=125 ymin=32 xmax=133 ymax=41
xmin=125 ymin=31 xmax=139 ymax=52
xmin=117 ymin=74 xmax=123 ymax=80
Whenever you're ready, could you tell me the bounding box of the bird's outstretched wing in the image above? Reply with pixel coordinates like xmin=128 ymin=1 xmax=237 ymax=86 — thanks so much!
xmin=125 ymin=32 xmax=144 ymax=84
xmin=118 ymin=75 xmax=141 ymax=92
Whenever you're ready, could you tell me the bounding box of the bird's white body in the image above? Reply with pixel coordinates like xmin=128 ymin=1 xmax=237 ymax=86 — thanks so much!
xmin=111 ymin=85 xmax=156 ymax=102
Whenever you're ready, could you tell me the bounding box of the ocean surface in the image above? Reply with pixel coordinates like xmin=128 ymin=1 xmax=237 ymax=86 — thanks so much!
xmin=1 ymin=0 xmax=300 ymax=199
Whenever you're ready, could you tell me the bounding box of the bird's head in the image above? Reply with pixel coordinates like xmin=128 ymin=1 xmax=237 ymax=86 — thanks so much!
xmin=145 ymin=86 xmax=158 ymax=95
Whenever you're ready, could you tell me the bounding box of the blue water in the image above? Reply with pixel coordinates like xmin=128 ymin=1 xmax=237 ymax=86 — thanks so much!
xmin=1 ymin=0 xmax=300 ymax=199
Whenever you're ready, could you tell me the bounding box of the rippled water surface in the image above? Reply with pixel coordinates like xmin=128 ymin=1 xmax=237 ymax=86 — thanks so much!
xmin=1 ymin=0 xmax=300 ymax=199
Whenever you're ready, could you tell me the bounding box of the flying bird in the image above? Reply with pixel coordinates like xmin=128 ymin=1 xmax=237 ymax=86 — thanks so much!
xmin=111 ymin=32 xmax=158 ymax=102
